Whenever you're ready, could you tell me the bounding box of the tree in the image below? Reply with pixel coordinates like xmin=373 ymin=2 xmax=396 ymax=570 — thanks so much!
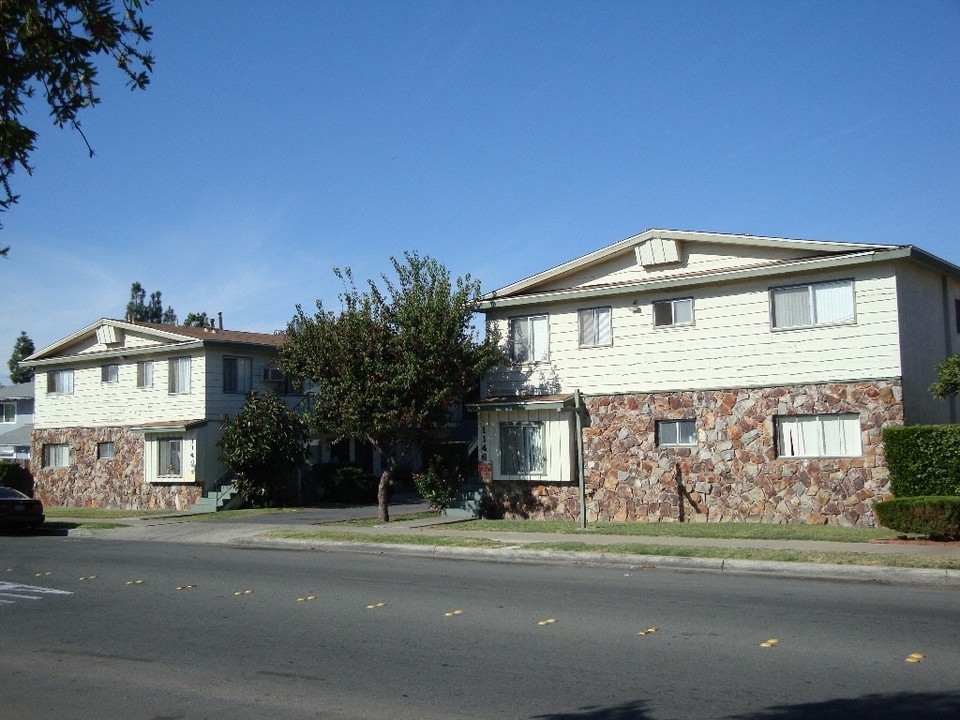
xmin=182 ymin=311 xmax=209 ymax=327
xmin=8 ymin=330 xmax=35 ymax=384
xmin=218 ymin=392 xmax=309 ymax=507
xmin=279 ymin=252 xmax=505 ymax=522
xmin=930 ymin=354 xmax=960 ymax=400
xmin=125 ymin=281 xmax=175 ymax=323
xmin=1 ymin=0 xmax=154 ymax=231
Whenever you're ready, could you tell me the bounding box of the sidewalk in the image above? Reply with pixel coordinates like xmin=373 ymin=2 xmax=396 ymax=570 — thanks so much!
xmin=61 ymin=510 xmax=960 ymax=587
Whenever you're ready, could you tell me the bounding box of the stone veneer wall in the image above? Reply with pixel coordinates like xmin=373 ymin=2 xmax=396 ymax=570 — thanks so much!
xmin=31 ymin=427 xmax=202 ymax=510
xmin=488 ymin=380 xmax=902 ymax=527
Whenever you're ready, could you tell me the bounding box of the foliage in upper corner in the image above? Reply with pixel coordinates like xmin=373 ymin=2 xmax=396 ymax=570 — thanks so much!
xmin=0 ymin=1 xmax=154 ymax=226
xmin=929 ymin=354 xmax=960 ymax=400
xmin=278 ymin=252 xmax=505 ymax=521
xmin=125 ymin=281 xmax=176 ymax=323
xmin=8 ymin=330 xmax=35 ymax=384
xmin=218 ymin=393 xmax=309 ymax=507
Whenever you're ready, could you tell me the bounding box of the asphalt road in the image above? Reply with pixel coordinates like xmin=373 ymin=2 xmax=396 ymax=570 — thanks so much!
xmin=2 ymin=534 xmax=959 ymax=720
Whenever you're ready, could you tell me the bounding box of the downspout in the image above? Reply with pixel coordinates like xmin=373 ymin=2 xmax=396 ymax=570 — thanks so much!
xmin=575 ymin=389 xmax=587 ymax=530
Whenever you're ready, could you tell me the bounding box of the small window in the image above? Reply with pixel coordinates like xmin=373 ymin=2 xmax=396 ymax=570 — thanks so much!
xmin=43 ymin=443 xmax=70 ymax=468
xmin=653 ymin=298 xmax=694 ymax=327
xmin=777 ymin=414 xmax=861 ymax=458
xmin=137 ymin=361 xmax=154 ymax=388
xmin=656 ymin=419 xmax=696 ymax=446
xmin=101 ymin=364 xmax=119 ymax=383
xmin=47 ymin=369 xmax=74 ymax=394
xmin=771 ymin=279 xmax=854 ymax=329
xmin=509 ymin=315 xmax=549 ymax=363
xmin=499 ymin=422 xmax=545 ymax=475
xmin=1 ymin=402 xmax=14 ymax=423
xmin=955 ymin=298 xmax=960 ymax=334
xmin=97 ymin=442 xmax=115 ymax=460
xmin=578 ymin=307 xmax=612 ymax=347
xmin=223 ymin=356 xmax=253 ymax=394
xmin=158 ymin=438 xmax=182 ymax=477
xmin=168 ymin=357 xmax=191 ymax=394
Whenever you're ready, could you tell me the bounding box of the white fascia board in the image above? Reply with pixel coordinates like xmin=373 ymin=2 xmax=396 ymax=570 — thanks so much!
xmin=20 ymin=340 xmax=206 ymax=368
xmin=23 ymin=318 xmax=199 ymax=363
xmin=478 ymin=249 xmax=905 ymax=311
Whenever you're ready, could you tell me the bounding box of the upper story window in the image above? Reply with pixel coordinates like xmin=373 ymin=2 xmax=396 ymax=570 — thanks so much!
xmin=653 ymin=297 xmax=694 ymax=328
xmin=137 ymin=360 xmax=154 ymax=388
xmin=777 ymin=413 xmax=861 ymax=458
xmin=223 ymin=356 xmax=253 ymax=394
xmin=770 ymin=279 xmax=854 ymax=330
xmin=656 ymin=419 xmax=696 ymax=446
xmin=578 ymin=307 xmax=612 ymax=347
xmin=1 ymin=402 xmax=15 ymax=423
xmin=101 ymin=364 xmax=119 ymax=383
xmin=168 ymin=357 xmax=191 ymax=394
xmin=509 ymin=315 xmax=549 ymax=363
xmin=47 ymin=369 xmax=74 ymax=395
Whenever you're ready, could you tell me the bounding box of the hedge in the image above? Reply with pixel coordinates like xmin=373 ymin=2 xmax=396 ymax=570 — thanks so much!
xmin=882 ymin=425 xmax=960 ymax=497
xmin=0 ymin=461 xmax=33 ymax=496
xmin=874 ymin=496 xmax=960 ymax=539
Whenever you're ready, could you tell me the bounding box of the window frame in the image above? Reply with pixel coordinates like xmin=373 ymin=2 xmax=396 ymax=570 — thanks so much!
xmin=508 ymin=314 xmax=549 ymax=364
xmin=158 ymin=437 xmax=183 ymax=478
xmin=168 ymin=357 xmax=191 ymax=395
xmin=499 ymin=421 xmax=546 ymax=477
xmin=770 ymin=279 xmax=855 ymax=331
xmin=656 ymin=419 xmax=697 ymax=447
xmin=43 ymin=443 xmax=70 ymax=468
xmin=578 ymin=306 xmax=613 ymax=348
xmin=137 ymin=360 xmax=154 ymax=389
xmin=223 ymin=356 xmax=254 ymax=394
xmin=1 ymin=402 xmax=14 ymax=424
xmin=776 ymin=413 xmax=862 ymax=458
xmin=101 ymin=364 xmax=119 ymax=384
xmin=97 ymin=442 xmax=116 ymax=460
xmin=46 ymin=369 xmax=74 ymax=395
xmin=652 ymin=297 xmax=694 ymax=328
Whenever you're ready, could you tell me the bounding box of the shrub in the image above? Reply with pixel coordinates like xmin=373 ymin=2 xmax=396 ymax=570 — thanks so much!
xmin=875 ymin=496 xmax=960 ymax=539
xmin=315 ymin=463 xmax=381 ymax=504
xmin=0 ymin=461 xmax=33 ymax=496
xmin=882 ymin=425 xmax=960 ymax=497
xmin=414 ymin=458 xmax=464 ymax=511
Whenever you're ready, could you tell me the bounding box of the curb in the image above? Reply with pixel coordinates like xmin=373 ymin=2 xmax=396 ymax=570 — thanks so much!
xmin=235 ymin=536 xmax=960 ymax=587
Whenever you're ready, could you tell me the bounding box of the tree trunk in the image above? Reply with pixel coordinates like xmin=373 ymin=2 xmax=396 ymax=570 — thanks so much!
xmin=377 ymin=460 xmax=394 ymax=523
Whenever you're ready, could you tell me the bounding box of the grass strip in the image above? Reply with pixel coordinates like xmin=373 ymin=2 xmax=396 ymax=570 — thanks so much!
xmin=44 ymin=508 xmax=174 ymax=519
xmin=264 ymin=528 xmax=502 ymax=548
xmin=453 ymin=519 xmax=898 ymax=543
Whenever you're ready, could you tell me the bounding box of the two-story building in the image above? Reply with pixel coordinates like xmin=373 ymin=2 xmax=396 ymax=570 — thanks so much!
xmin=473 ymin=229 xmax=960 ymax=527
xmin=21 ymin=319 xmax=302 ymax=510
xmin=0 ymin=382 xmax=34 ymax=462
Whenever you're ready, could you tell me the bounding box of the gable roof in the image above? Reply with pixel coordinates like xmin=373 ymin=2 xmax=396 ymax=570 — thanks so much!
xmin=479 ymin=228 xmax=960 ymax=309
xmin=0 ymin=383 xmax=33 ymax=400
xmin=22 ymin=318 xmax=285 ymax=367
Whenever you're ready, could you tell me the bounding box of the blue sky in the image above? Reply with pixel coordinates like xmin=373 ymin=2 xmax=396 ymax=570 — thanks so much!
xmin=2 ymin=0 xmax=958 ymax=383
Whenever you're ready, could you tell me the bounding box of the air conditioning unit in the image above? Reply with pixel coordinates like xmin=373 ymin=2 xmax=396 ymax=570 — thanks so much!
xmin=263 ymin=366 xmax=285 ymax=382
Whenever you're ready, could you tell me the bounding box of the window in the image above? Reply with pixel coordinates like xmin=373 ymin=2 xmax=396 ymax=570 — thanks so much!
xmin=499 ymin=422 xmax=545 ymax=475
xmin=168 ymin=357 xmax=191 ymax=394
xmin=777 ymin=414 xmax=861 ymax=458
xmin=137 ymin=361 xmax=154 ymax=388
xmin=101 ymin=364 xmax=119 ymax=383
xmin=223 ymin=356 xmax=253 ymax=394
xmin=509 ymin=315 xmax=549 ymax=363
xmin=578 ymin=307 xmax=612 ymax=347
xmin=97 ymin=442 xmax=115 ymax=460
xmin=43 ymin=443 xmax=70 ymax=468
xmin=771 ymin=280 xmax=854 ymax=329
xmin=657 ymin=419 xmax=696 ymax=446
xmin=653 ymin=297 xmax=694 ymax=327
xmin=1 ymin=402 xmax=14 ymax=424
xmin=955 ymin=299 xmax=960 ymax=334
xmin=159 ymin=438 xmax=182 ymax=477
xmin=47 ymin=369 xmax=74 ymax=394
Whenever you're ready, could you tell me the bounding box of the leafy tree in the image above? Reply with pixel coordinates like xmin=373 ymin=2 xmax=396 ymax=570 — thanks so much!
xmin=930 ymin=354 xmax=960 ymax=400
xmin=182 ymin=311 xmax=209 ymax=327
xmin=8 ymin=330 xmax=35 ymax=384
xmin=279 ymin=252 xmax=504 ymax=522
xmin=125 ymin=281 xmax=175 ymax=323
xmin=218 ymin=392 xmax=309 ymax=506
xmin=1 ymin=0 xmax=154 ymax=231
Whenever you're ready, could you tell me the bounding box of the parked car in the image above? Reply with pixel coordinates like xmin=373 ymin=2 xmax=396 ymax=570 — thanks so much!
xmin=0 ymin=486 xmax=45 ymax=530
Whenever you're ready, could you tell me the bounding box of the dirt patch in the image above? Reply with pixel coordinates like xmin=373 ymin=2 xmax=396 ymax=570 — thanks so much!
xmin=871 ymin=536 xmax=960 ymax=546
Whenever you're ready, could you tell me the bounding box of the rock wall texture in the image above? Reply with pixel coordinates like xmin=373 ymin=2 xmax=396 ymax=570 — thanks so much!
xmin=30 ymin=427 xmax=202 ymax=510
xmin=488 ymin=380 xmax=902 ymax=527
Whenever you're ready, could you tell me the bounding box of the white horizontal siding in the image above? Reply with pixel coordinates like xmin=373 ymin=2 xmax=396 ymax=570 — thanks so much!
xmin=478 ymin=408 xmax=575 ymax=483
xmin=486 ymin=267 xmax=903 ymax=396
